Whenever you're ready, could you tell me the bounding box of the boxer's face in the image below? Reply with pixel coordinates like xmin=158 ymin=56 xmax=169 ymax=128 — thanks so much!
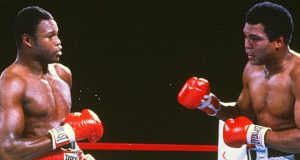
xmin=32 ymin=19 xmax=62 ymax=64
xmin=243 ymin=23 xmax=276 ymax=65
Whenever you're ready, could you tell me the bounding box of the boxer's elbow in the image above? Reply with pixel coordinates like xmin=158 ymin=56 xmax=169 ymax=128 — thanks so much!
xmin=0 ymin=145 xmax=14 ymax=160
xmin=291 ymin=137 xmax=300 ymax=153
xmin=0 ymin=140 xmax=23 ymax=160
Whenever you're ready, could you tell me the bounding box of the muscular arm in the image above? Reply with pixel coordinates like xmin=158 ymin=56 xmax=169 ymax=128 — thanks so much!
xmin=0 ymin=74 xmax=52 ymax=160
xmin=265 ymin=129 xmax=300 ymax=153
xmin=265 ymin=63 xmax=300 ymax=153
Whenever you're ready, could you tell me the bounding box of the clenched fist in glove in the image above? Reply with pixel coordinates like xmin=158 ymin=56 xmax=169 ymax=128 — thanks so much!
xmin=177 ymin=77 xmax=221 ymax=116
xmin=48 ymin=109 xmax=104 ymax=150
xmin=223 ymin=116 xmax=271 ymax=148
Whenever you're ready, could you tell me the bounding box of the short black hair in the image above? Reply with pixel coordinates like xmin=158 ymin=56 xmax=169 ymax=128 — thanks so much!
xmin=245 ymin=1 xmax=294 ymax=45
xmin=14 ymin=6 xmax=54 ymax=48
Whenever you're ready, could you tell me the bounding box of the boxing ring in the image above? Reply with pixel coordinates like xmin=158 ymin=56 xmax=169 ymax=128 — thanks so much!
xmin=77 ymin=121 xmax=249 ymax=160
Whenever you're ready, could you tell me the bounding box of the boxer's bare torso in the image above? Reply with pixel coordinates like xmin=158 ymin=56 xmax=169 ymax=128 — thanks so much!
xmin=0 ymin=62 xmax=71 ymax=159
xmin=241 ymin=53 xmax=300 ymax=158
xmin=1 ymin=62 xmax=71 ymax=137
xmin=243 ymin=51 xmax=300 ymax=131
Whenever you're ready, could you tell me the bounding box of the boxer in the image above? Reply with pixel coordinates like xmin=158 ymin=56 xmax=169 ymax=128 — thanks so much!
xmin=0 ymin=6 xmax=103 ymax=159
xmin=178 ymin=2 xmax=300 ymax=159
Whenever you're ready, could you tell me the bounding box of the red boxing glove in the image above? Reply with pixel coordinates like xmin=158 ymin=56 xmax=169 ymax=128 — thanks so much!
xmin=48 ymin=109 xmax=104 ymax=150
xmin=64 ymin=109 xmax=104 ymax=143
xmin=177 ymin=77 xmax=221 ymax=116
xmin=223 ymin=116 xmax=271 ymax=148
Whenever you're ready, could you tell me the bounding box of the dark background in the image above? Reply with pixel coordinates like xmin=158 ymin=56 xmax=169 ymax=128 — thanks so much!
xmin=1 ymin=0 xmax=300 ymax=159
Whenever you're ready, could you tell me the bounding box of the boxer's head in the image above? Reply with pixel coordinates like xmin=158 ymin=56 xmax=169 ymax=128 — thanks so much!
xmin=245 ymin=1 xmax=294 ymax=45
xmin=14 ymin=6 xmax=54 ymax=48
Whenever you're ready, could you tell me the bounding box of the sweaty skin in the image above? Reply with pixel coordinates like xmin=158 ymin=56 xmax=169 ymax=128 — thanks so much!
xmin=0 ymin=19 xmax=71 ymax=160
xmin=217 ymin=23 xmax=300 ymax=153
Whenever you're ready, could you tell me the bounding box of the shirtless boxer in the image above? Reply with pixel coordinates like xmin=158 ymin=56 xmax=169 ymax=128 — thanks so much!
xmin=178 ymin=2 xmax=300 ymax=159
xmin=0 ymin=6 xmax=103 ymax=160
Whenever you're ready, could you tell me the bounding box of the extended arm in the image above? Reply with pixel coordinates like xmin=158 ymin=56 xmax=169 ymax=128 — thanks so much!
xmin=177 ymin=64 xmax=255 ymax=121
xmin=177 ymin=76 xmax=254 ymax=120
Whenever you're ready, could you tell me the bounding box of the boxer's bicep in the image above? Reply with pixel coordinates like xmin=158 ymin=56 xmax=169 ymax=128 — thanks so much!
xmin=290 ymin=66 xmax=300 ymax=128
xmin=0 ymin=75 xmax=26 ymax=145
xmin=236 ymin=87 xmax=254 ymax=118
xmin=0 ymin=99 xmax=25 ymax=138
xmin=293 ymin=99 xmax=300 ymax=128
xmin=236 ymin=64 xmax=255 ymax=119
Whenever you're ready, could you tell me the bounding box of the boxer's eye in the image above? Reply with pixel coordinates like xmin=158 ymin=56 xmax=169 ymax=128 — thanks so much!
xmin=249 ymin=35 xmax=263 ymax=41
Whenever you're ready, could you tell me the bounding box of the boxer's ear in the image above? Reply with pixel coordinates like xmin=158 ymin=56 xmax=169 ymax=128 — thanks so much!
xmin=274 ymin=35 xmax=284 ymax=49
xmin=22 ymin=34 xmax=34 ymax=48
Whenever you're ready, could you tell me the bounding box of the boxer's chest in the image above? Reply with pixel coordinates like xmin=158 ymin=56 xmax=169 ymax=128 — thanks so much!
xmin=23 ymin=74 xmax=71 ymax=117
xmin=249 ymin=72 xmax=294 ymax=124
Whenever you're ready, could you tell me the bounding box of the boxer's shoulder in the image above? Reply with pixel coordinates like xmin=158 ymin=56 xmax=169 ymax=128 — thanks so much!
xmin=1 ymin=63 xmax=28 ymax=77
xmin=242 ymin=62 xmax=263 ymax=82
xmin=48 ymin=63 xmax=72 ymax=86
xmin=0 ymin=66 xmax=27 ymax=108
xmin=50 ymin=63 xmax=71 ymax=74
xmin=275 ymin=52 xmax=300 ymax=83
xmin=0 ymin=64 xmax=27 ymax=90
xmin=244 ymin=62 xmax=262 ymax=73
